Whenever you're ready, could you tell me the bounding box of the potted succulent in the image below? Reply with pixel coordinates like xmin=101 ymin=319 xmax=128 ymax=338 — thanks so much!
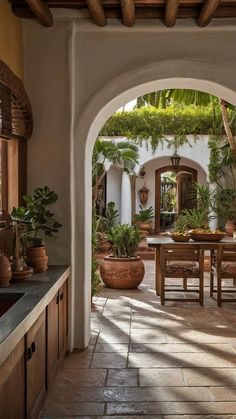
xmin=133 ymin=205 xmax=154 ymax=237
xmin=97 ymin=202 xmax=119 ymax=252
xmin=169 ymin=215 xmax=190 ymax=242
xmin=11 ymin=186 xmax=62 ymax=273
xmin=100 ymin=224 xmax=144 ymax=289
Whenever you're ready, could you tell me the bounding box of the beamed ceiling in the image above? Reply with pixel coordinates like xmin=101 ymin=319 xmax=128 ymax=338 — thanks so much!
xmin=9 ymin=0 xmax=236 ymax=28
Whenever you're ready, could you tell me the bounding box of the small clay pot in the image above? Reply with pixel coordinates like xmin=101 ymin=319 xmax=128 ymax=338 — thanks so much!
xmin=225 ymin=220 xmax=236 ymax=237
xmin=0 ymin=252 xmax=12 ymax=286
xmin=26 ymin=245 xmax=48 ymax=273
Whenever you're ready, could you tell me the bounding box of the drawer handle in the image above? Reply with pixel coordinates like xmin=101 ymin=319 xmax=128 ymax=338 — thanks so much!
xmin=27 ymin=342 xmax=36 ymax=360
xmin=31 ymin=341 xmax=36 ymax=353
xmin=60 ymin=292 xmax=64 ymax=301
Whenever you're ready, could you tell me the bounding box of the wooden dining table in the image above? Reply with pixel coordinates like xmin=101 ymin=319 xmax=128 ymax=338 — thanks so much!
xmin=147 ymin=236 xmax=236 ymax=296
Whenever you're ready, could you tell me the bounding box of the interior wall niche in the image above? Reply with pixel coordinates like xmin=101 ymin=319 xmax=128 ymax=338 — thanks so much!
xmin=0 ymin=59 xmax=33 ymax=141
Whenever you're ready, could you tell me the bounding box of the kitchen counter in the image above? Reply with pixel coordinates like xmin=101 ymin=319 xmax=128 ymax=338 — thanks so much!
xmin=0 ymin=266 xmax=70 ymax=365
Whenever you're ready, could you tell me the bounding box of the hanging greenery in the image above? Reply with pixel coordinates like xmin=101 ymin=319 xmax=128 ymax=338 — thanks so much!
xmin=99 ymin=105 xmax=223 ymax=151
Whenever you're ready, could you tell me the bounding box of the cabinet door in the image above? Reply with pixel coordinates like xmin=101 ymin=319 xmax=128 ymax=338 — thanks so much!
xmin=47 ymin=292 xmax=59 ymax=389
xmin=26 ymin=311 xmax=46 ymax=419
xmin=0 ymin=338 xmax=25 ymax=419
xmin=59 ymin=280 xmax=68 ymax=359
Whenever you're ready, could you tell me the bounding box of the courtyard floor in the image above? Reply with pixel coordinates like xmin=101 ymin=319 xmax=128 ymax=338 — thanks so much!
xmin=41 ymin=261 xmax=236 ymax=418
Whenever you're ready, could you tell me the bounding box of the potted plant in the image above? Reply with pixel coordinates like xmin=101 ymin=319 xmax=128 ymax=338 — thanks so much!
xmin=11 ymin=186 xmax=62 ymax=273
xmin=214 ymin=188 xmax=236 ymax=236
xmin=100 ymin=224 xmax=144 ymax=289
xmin=169 ymin=215 xmax=190 ymax=242
xmin=133 ymin=205 xmax=154 ymax=237
xmin=91 ymin=210 xmax=102 ymax=299
xmin=97 ymin=201 xmax=119 ymax=252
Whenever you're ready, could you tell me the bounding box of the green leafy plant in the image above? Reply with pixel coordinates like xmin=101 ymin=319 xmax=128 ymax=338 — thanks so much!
xmin=182 ymin=208 xmax=209 ymax=229
xmin=190 ymin=182 xmax=214 ymax=213
xmin=134 ymin=205 xmax=154 ymax=222
xmin=108 ymin=224 xmax=142 ymax=258
xmin=214 ymin=189 xmax=236 ymax=221
xmin=11 ymin=186 xmax=62 ymax=246
xmin=174 ymin=215 xmax=188 ymax=234
xmin=91 ymin=209 xmax=102 ymax=297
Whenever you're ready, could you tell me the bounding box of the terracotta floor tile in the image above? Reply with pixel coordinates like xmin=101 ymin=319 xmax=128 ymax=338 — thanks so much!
xmin=139 ymin=368 xmax=184 ymax=386
xmin=182 ymin=368 xmax=236 ymax=386
xmin=210 ymin=387 xmax=236 ymax=401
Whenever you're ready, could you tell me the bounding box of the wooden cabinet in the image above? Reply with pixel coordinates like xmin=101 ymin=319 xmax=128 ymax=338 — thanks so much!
xmin=26 ymin=311 xmax=46 ymax=419
xmin=47 ymin=279 xmax=68 ymax=389
xmin=0 ymin=338 xmax=25 ymax=419
xmin=59 ymin=280 xmax=68 ymax=360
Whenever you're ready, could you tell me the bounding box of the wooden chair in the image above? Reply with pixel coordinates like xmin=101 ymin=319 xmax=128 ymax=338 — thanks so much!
xmin=160 ymin=244 xmax=204 ymax=305
xmin=210 ymin=245 xmax=236 ymax=307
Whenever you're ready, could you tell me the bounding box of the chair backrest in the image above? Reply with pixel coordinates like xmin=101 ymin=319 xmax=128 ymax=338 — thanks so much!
xmin=218 ymin=245 xmax=236 ymax=263
xmin=161 ymin=244 xmax=201 ymax=263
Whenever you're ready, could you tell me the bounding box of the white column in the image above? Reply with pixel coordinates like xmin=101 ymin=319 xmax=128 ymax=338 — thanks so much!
xmin=209 ymin=182 xmax=218 ymax=230
xmin=121 ymin=172 xmax=132 ymax=224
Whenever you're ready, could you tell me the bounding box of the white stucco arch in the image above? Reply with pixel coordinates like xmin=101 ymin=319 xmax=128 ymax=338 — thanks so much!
xmin=72 ymin=69 xmax=236 ymax=349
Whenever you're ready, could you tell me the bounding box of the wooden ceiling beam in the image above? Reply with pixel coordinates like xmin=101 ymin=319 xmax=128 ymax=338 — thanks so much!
xmin=198 ymin=0 xmax=221 ymax=26
xmin=86 ymin=0 xmax=106 ymax=25
xmin=121 ymin=0 xmax=135 ymax=26
xmin=165 ymin=0 xmax=180 ymax=27
xmin=25 ymin=0 xmax=53 ymax=26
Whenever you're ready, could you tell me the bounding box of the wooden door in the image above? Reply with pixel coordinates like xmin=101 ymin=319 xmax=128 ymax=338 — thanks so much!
xmin=0 ymin=338 xmax=25 ymax=419
xmin=26 ymin=311 xmax=46 ymax=419
xmin=155 ymin=166 xmax=197 ymax=232
xmin=47 ymin=292 xmax=59 ymax=389
xmin=177 ymin=171 xmax=197 ymax=213
xmin=59 ymin=280 xmax=68 ymax=360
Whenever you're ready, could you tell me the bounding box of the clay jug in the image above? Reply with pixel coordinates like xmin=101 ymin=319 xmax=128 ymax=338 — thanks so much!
xmin=0 ymin=252 xmax=12 ymax=286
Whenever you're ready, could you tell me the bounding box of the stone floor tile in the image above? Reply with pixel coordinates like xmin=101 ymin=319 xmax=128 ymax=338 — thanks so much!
xmin=130 ymin=342 xmax=235 ymax=354
xmin=97 ymin=329 xmax=130 ymax=344
xmin=91 ymin=352 xmax=127 ymax=368
xmin=131 ymin=316 xmax=191 ymax=329
xmin=107 ymin=368 xmax=138 ymax=386
xmin=53 ymin=368 xmax=107 ymax=387
xmin=106 ymin=401 xmax=236 ymax=415
xmin=130 ymin=328 xmax=167 ymax=344
xmin=41 ymin=401 xmax=105 ymax=416
xmin=210 ymin=387 xmax=236 ymax=401
xmin=60 ymin=351 xmax=92 ymax=369
xmin=139 ymin=368 xmax=185 ymax=386
xmin=165 ymin=328 xmax=236 ymax=344
xmin=182 ymin=368 xmax=236 ymax=386
xmin=95 ymin=343 xmax=129 ymax=352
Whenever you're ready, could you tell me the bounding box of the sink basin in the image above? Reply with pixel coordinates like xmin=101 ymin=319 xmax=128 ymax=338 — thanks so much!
xmin=0 ymin=293 xmax=24 ymax=318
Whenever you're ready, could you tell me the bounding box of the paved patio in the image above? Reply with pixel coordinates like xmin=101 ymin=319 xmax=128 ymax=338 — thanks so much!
xmin=41 ymin=261 xmax=236 ymax=418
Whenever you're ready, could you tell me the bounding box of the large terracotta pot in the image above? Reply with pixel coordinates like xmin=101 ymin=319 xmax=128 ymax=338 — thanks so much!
xmin=225 ymin=220 xmax=236 ymax=237
xmin=100 ymin=256 xmax=145 ymax=289
xmin=0 ymin=252 xmax=12 ymax=286
xmin=26 ymin=245 xmax=48 ymax=273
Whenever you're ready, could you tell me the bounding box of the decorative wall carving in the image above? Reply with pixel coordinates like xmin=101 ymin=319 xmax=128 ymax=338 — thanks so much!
xmin=0 ymin=59 xmax=33 ymax=140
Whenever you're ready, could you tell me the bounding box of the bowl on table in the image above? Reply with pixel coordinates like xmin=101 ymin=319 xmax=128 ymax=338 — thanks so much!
xmin=168 ymin=232 xmax=191 ymax=242
xmin=189 ymin=230 xmax=225 ymax=242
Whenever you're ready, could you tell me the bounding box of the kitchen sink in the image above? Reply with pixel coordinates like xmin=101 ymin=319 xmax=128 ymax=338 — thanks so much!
xmin=0 ymin=293 xmax=24 ymax=318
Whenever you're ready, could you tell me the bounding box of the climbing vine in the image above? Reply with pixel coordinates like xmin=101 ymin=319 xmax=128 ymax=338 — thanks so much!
xmin=99 ymin=105 xmax=223 ymax=151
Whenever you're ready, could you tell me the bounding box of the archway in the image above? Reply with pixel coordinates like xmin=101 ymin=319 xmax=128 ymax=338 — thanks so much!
xmin=72 ymin=72 xmax=236 ymax=349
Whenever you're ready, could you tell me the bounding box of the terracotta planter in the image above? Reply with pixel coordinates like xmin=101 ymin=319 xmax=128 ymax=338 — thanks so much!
xmin=98 ymin=240 xmax=112 ymax=253
xmin=26 ymin=245 xmax=48 ymax=273
xmin=225 ymin=220 xmax=236 ymax=237
xmin=135 ymin=221 xmax=152 ymax=238
xmin=0 ymin=252 xmax=12 ymax=286
xmin=100 ymin=256 xmax=145 ymax=289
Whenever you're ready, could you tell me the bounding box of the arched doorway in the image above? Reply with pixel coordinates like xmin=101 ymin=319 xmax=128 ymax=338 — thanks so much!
xmin=155 ymin=165 xmax=197 ymax=232
xmin=72 ymin=74 xmax=236 ymax=349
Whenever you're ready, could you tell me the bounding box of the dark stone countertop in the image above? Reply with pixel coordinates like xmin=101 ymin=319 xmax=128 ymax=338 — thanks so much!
xmin=0 ymin=265 xmax=70 ymax=365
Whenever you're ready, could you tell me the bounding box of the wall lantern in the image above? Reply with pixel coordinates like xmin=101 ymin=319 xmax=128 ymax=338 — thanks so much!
xmin=139 ymin=183 xmax=149 ymax=205
xmin=170 ymin=148 xmax=181 ymax=172
xmin=139 ymin=166 xmax=146 ymax=179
